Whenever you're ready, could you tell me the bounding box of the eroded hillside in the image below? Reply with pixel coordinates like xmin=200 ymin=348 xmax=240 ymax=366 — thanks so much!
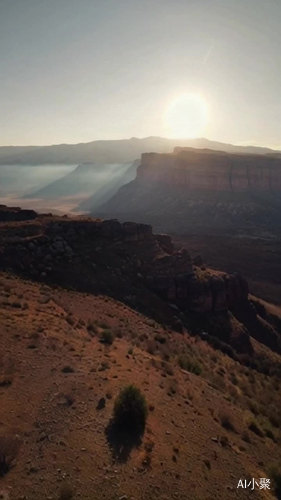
xmin=1 ymin=206 xmax=281 ymax=500
xmin=1 ymin=272 xmax=281 ymax=500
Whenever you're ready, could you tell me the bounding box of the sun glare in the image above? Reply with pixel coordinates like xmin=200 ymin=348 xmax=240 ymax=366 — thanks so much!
xmin=165 ymin=93 xmax=208 ymax=139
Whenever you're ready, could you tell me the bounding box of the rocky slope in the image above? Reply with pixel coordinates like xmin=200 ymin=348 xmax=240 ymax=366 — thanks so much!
xmin=1 ymin=271 xmax=281 ymax=500
xmin=1 ymin=206 xmax=281 ymax=499
xmin=97 ymin=148 xmax=281 ymax=234
xmin=1 ymin=205 xmax=281 ymax=359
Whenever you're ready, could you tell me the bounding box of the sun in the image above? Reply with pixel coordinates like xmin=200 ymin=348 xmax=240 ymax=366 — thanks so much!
xmin=165 ymin=93 xmax=208 ymax=139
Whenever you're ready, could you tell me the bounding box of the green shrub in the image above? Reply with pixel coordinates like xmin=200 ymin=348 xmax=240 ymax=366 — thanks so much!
xmin=113 ymin=385 xmax=148 ymax=431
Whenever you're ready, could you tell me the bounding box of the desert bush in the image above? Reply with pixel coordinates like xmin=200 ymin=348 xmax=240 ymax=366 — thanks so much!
xmin=154 ymin=333 xmax=166 ymax=344
xmin=59 ymin=483 xmax=74 ymax=500
xmin=268 ymin=410 xmax=281 ymax=428
xmin=248 ymin=400 xmax=260 ymax=416
xmin=264 ymin=428 xmax=276 ymax=442
xmin=248 ymin=419 xmax=264 ymax=437
xmin=115 ymin=328 xmax=123 ymax=338
xmin=0 ymin=454 xmax=9 ymax=476
xmin=220 ymin=435 xmax=230 ymax=447
xmin=98 ymin=361 xmax=109 ymax=371
xmin=269 ymin=463 xmax=281 ymax=499
xmin=178 ymin=354 xmax=202 ymax=375
xmin=66 ymin=314 xmax=75 ymax=326
xmin=162 ymin=361 xmax=174 ymax=376
xmin=219 ymin=412 xmax=236 ymax=432
xmin=167 ymin=378 xmax=178 ymax=396
xmin=147 ymin=339 xmax=157 ymax=355
xmin=229 ymin=372 xmax=238 ymax=385
xmin=0 ymin=436 xmax=20 ymax=477
xmin=100 ymin=329 xmax=114 ymax=345
xmin=242 ymin=431 xmax=251 ymax=443
xmin=113 ymin=385 xmax=148 ymax=431
xmin=98 ymin=321 xmax=109 ymax=329
xmin=87 ymin=322 xmax=98 ymax=335
xmin=61 ymin=365 xmax=74 ymax=373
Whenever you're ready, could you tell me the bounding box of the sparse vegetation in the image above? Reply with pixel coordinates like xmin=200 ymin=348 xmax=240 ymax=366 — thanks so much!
xmin=1 ymin=237 xmax=281 ymax=500
xmin=178 ymin=354 xmax=202 ymax=375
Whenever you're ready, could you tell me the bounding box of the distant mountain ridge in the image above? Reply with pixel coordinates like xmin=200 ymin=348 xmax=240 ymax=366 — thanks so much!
xmin=0 ymin=137 xmax=279 ymax=164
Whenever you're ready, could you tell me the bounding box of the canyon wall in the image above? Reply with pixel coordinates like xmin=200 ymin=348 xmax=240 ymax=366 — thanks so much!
xmin=138 ymin=148 xmax=281 ymax=192
xmin=98 ymin=148 xmax=281 ymax=235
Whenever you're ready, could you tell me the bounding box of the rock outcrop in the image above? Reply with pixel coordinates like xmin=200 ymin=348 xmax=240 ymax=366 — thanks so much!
xmin=0 ymin=205 xmax=37 ymax=222
xmin=97 ymin=148 xmax=281 ymax=234
xmin=1 ymin=205 xmax=280 ymax=355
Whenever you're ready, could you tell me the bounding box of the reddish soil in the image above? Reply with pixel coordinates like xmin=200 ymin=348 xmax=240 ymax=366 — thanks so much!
xmin=1 ymin=272 xmax=280 ymax=500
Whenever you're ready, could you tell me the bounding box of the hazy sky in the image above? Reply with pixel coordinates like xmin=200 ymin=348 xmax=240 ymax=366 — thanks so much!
xmin=1 ymin=0 xmax=280 ymax=147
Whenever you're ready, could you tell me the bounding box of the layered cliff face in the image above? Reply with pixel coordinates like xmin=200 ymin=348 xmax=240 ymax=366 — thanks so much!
xmin=97 ymin=148 xmax=281 ymax=234
xmin=1 ymin=206 xmax=281 ymax=356
xmin=140 ymin=148 xmax=281 ymax=191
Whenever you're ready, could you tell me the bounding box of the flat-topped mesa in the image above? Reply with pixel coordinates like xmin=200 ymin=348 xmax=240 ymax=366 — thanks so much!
xmin=138 ymin=148 xmax=281 ymax=192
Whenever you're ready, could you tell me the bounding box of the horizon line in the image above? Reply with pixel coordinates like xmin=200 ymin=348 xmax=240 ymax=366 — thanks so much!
xmin=0 ymin=136 xmax=279 ymax=151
